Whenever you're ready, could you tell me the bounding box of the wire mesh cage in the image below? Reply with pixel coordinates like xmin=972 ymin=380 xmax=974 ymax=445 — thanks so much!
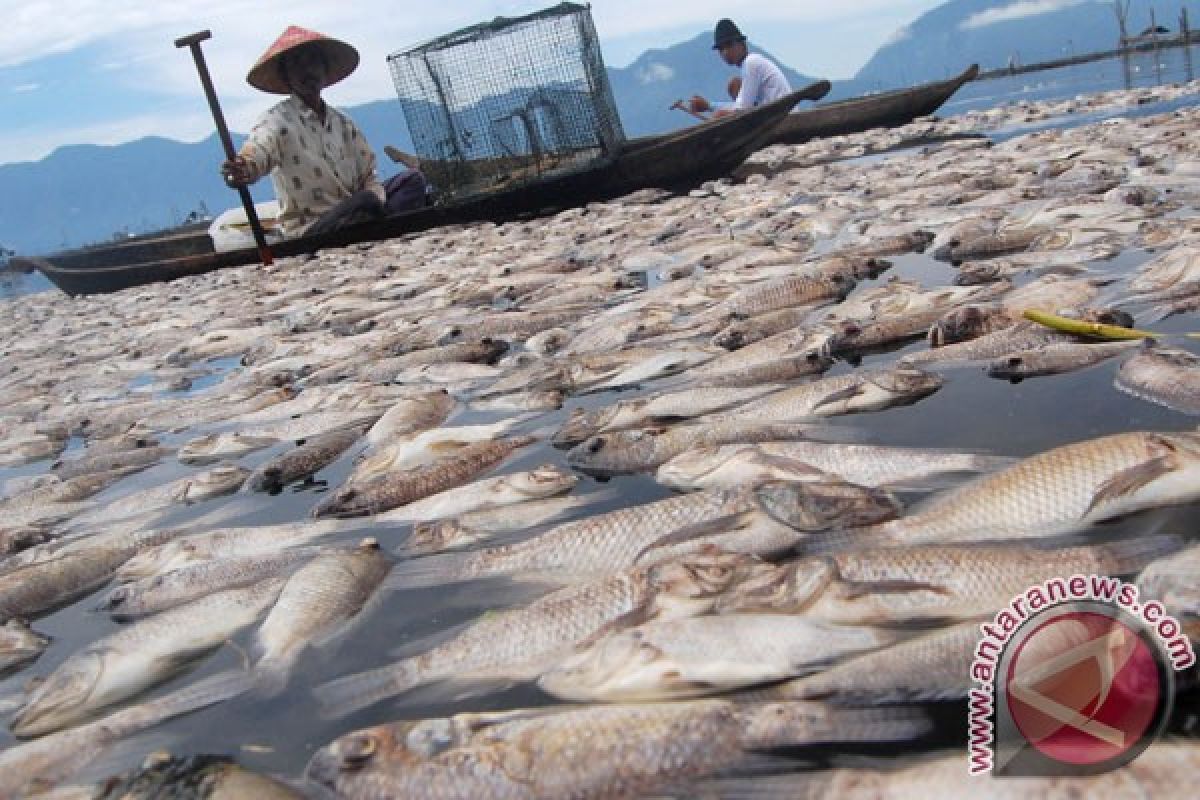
xmin=388 ymin=2 xmax=625 ymax=202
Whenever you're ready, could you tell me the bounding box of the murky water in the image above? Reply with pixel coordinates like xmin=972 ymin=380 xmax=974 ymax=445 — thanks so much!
xmin=2 ymin=63 xmax=1200 ymax=794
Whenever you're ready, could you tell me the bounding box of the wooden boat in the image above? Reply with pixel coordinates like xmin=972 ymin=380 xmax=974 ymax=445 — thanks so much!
xmin=769 ymin=63 xmax=979 ymax=146
xmin=14 ymin=86 xmax=808 ymax=296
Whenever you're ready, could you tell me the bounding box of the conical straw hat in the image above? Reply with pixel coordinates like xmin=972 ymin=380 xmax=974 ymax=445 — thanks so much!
xmin=247 ymin=25 xmax=359 ymax=94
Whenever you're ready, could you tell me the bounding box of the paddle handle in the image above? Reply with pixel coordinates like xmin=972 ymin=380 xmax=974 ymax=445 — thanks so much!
xmin=175 ymin=30 xmax=274 ymax=266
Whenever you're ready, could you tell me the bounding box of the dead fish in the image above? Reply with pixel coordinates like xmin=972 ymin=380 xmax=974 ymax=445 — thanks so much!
xmin=255 ymin=540 xmax=391 ymax=690
xmin=305 ymin=700 xmax=928 ymax=799
xmin=704 ymin=272 xmax=854 ymax=320
xmin=314 ymin=550 xmax=767 ymax=715
xmin=90 ymin=752 xmax=304 ymax=800
xmin=567 ymin=421 xmax=823 ymax=476
xmin=1137 ymin=543 xmax=1200 ymax=618
xmin=468 ymin=390 xmax=564 ymax=413
xmin=98 ymin=547 xmax=322 ymax=619
xmin=705 ymin=367 xmax=943 ymax=423
xmin=116 ymin=520 xmax=357 ymax=580
xmin=0 ymin=618 xmax=50 ymax=678
xmin=376 ymin=465 xmax=578 ymax=523
xmin=0 ymin=669 xmax=256 ymax=798
xmin=553 ymin=385 xmax=781 ymax=446
xmin=762 ymin=620 xmax=984 ymax=705
xmin=704 ymin=741 xmax=1200 ymax=798
xmin=710 ymin=307 xmax=812 ymax=352
xmin=933 ymin=226 xmax=1049 ymax=264
xmin=178 ymin=432 xmax=280 ymax=465
xmin=985 ymin=339 xmax=1141 ymax=381
xmin=1 ymin=527 xmax=179 ymax=622
xmin=51 ymin=445 xmax=169 ymax=481
xmin=362 ymin=390 xmax=457 ymax=451
xmin=836 ymin=430 xmax=1200 ymax=548
xmin=313 ymin=436 xmax=535 ymax=518
xmin=795 ymin=536 xmax=1179 ymax=626
xmin=245 ymin=425 xmax=365 ymax=492
xmin=401 ymin=494 xmax=609 ymax=557
xmin=927 ymin=304 xmax=1020 ymax=347
xmin=1115 ymin=341 xmax=1200 ymax=415
xmin=11 ymin=580 xmax=281 ymax=737
xmin=71 ymin=463 xmax=250 ymax=527
xmin=685 ymin=351 xmax=834 ymax=387
xmin=349 ymin=419 xmax=525 ymax=484
xmin=538 ymin=614 xmax=894 ymax=702
xmin=901 ymin=321 xmax=1073 ymax=367
xmin=657 ymin=441 xmax=1009 ymax=491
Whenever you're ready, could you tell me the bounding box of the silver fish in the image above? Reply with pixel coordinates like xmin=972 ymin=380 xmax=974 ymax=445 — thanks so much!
xmin=245 ymin=425 xmax=365 ymax=492
xmin=305 ymin=700 xmax=928 ymax=799
xmin=985 ymin=339 xmax=1141 ymax=381
xmin=0 ymin=618 xmax=50 ymax=678
xmin=375 ymin=465 xmax=578 ymax=523
xmin=314 ymin=550 xmax=769 ymax=716
xmin=255 ymin=540 xmax=391 ymax=690
xmin=1115 ymin=342 xmax=1200 ymax=415
xmin=539 ymin=614 xmax=894 ymax=702
xmin=11 ymin=580 xmax=281 ymax=737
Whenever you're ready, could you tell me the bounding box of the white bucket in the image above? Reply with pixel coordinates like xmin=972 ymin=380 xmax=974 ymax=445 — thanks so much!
xmin=208 ymin=201 xmax=285 ymax=252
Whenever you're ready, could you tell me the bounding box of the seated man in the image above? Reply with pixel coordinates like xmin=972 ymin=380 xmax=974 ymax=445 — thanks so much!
xmin=220 ymin=26 xmax=427 ymax=239
xmin=689 ymin=19 xmax=793 ymax=118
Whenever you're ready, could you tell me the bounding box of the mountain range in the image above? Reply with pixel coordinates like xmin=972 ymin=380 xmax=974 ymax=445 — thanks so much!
xmin=3 ymin=0 xmax=1195 ymax=256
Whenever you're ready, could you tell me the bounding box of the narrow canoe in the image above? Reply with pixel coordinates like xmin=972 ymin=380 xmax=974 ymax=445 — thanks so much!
xmin=13 ymin=87 xmax=808 ymax=296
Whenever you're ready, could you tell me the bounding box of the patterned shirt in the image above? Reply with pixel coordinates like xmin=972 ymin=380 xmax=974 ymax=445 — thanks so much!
xmin=239 ymin=95 xmax=386 ymax=237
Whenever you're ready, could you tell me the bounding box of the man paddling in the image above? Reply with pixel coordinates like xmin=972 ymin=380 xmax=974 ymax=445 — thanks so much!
xmin=689 ymin=19 xmax=792 ymax=118
xmin=220 ymin=26 xmax=427 ymax=238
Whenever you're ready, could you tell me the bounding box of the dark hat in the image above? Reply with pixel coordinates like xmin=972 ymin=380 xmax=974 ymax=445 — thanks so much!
xmin=247 ymin=26 xmax=360 ymax=94
xmin=712 ymin=18 xmax=746 ymax=49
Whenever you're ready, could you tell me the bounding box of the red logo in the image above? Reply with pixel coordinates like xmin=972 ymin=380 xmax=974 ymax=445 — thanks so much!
xmin=1003 ymin=609 xmax=1165 ymax=769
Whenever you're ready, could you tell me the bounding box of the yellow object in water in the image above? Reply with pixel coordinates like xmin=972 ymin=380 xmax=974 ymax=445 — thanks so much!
xmin=1022 ymin=309 xmax=1200 ymax=341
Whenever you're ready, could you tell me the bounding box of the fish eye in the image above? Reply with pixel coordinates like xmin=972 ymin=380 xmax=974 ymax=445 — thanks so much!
xmin=587 ymin=437 xmax=606 ymax=453
xmin=338 ymin=733 xmax=377 ymax=767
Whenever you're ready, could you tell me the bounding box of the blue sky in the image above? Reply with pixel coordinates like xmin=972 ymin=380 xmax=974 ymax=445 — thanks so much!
xmin=0 ymin=1 xmax=1083 ymax=166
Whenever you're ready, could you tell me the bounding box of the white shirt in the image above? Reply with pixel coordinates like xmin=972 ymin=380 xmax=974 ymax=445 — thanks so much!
xmin=239 ymin=95 xmax=386 ymax=237
xmin=732 ymin=52 xmax=793 ymax=110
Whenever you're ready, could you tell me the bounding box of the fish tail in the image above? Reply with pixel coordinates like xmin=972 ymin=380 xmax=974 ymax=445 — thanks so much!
xmin=251 ymin=655 xmax=295 ymax=697
xmin=794 ymin=524 xmax=893 ymax=555
xmin=1098 ymin=532 xmax=1184 ymax=575
xmin=313 ymin=661 xmax=418 ymax=717
xmin=141 ymin=668 xmax=259 ymax=726
xmin=384 ymin=551 xmax=478 ymax=590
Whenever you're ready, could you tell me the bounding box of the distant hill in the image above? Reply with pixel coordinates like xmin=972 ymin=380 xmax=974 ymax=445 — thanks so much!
xmin=856 ymin=0 xmax=1200 ymax=89
xmin=7 ymin=0 xmax=1199 ymax=256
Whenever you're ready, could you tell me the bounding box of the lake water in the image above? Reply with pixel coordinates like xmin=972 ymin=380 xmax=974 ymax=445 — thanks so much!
xmin=2 ymin=48 xmax=1199 ymax=795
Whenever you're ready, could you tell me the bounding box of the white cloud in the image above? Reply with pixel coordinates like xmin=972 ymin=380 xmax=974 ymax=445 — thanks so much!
xmin=11 ymin=82 xmax=39 ymax=92
xmin=883 ymin=25 xmax=912 ymax=46
xmin=961 ymin=0 xmax=1088 ymax=31
xmin=637 ymin=62 xmax=675 ymax=84
xmin=0 ymin=1 xmax=948 ymax=163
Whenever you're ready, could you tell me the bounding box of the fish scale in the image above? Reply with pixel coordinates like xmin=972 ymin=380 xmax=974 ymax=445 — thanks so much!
xmin=306 ymin=700 xmax=928 ymax=799
xmin=850 ymin=431 xmax=1200 ymax=546
xmin=313 ymin=436 xmax=535 ymax=518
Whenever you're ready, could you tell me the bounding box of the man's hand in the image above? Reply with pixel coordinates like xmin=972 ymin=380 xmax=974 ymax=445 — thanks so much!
xmin=220 ymin=156 xmax=254 ymax=187
xmin=688 ymin=95 xmax=712 ymax=114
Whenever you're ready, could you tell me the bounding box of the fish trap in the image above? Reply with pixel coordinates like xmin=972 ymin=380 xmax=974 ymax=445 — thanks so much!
xmin=388 ymin=2 xmax=625 ymax=202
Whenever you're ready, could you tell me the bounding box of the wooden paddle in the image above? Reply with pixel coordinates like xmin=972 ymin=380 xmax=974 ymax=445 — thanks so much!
xmin=175 ymin=30 xmax=274 ymax=266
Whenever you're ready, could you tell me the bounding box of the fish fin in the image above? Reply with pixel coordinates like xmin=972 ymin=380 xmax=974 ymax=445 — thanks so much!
xmin=313 ymin=661 xmax=419 ymax=718
xmin=631 ymin=512 xmax=758 ymax=564
xmin=1084 ymin=438 xmax=1179 ymax=517
xmin=428 ymin=440 xmax=473 ymax=454
xmin=1096 ymin=533 xmax=1185 ymax=575
xmin=809 ymin=383 xmax=867 ymax=412
xmin=383 ymin=551 xmax=477 ymax=590
xmin=572 ymin=603 xmax=656 ymax=651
